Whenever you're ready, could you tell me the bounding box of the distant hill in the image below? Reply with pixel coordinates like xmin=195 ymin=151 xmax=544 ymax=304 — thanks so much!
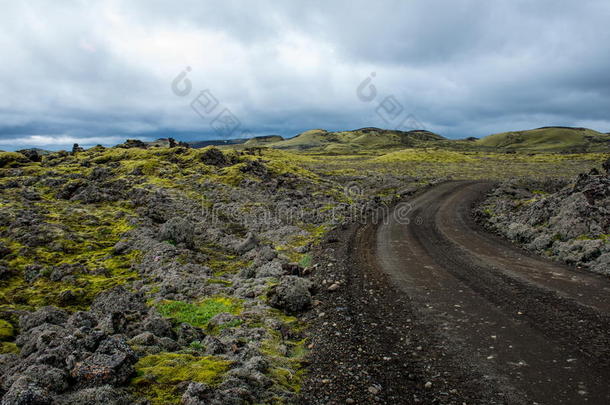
xmin=188 ymin=139 xmax=247 ymax=148
xmin=243 ymin=135 xmax=284 ymax=146
xmin=188 ymin=135 xmax=284 ymax=149
xmin=184 ymin=126 xmax=610 ymax=154
xmin=254 ymin=127 xmax=445 ymax=153
xmin=476 ymin=127 xmax=610 ymax=152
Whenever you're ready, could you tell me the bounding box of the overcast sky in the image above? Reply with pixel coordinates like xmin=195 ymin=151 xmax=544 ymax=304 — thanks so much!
xmin=1 ymin=0 xmax=610 ymax=150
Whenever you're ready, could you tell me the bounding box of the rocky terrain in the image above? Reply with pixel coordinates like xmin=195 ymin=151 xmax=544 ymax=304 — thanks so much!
xmin=0 ymin=137 xmax=607 ymax=404
xmin=0 ymin=142 xmax=420 ymax=404
xmin=476 ymin=157 xmax=610 ymax=275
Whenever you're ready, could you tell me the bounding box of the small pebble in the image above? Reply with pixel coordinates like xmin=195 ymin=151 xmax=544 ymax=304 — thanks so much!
xmin=327 ymin=283 xmax=340 ymax=291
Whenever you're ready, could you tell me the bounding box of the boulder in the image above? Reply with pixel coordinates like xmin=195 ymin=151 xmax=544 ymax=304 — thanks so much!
xmin=91 ymin=286 xmax=146 ymax=316
xmin=70 ymin=337 xmax=136 ymax=387
xmin=1 ymin=377 xmax=52 ymax=405
xmin=181 ymin=382 xmax=211 ymax=405
xmin=19 ymin=307 xmax=68 ymax=332
xmin=200 ymin=147 xmax=229 ymax=167
xmin=159 ymin=217 xmax=195 ymax=249
xmin=590 ymin=253 xmax=610 ymax=275
xmin=267 ymin=276 xmax=313 ymax=313
xmin=235 ymin=232 xmax=258 ymax=254
xmin=56 ymin=386 xmax=132 ymax=405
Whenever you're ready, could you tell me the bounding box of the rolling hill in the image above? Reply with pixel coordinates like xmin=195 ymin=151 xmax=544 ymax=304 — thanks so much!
xmin=253 ymin=127 xmax=445 ymax=153
xmin=183 ymin=126 xmax=610 ymax=154
xmin=243 ymin=135 xmax=284 ymax=146
xmin=475 ymin=126 xmax=610 ymax=152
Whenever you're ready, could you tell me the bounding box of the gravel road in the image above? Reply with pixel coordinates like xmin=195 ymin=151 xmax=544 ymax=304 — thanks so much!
xmin=301 ymin=181 xmax=610 ymax=404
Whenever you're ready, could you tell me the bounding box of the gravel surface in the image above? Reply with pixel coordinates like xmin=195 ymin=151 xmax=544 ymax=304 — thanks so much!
xmin=299 ymin=181 xmax=610 ymax=404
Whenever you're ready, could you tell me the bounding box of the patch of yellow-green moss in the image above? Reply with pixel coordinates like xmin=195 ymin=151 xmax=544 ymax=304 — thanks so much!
xmin=131 ymin=353 xmax=231 ymax=405
xmin=263 ymin=152 xmax=320 ymax=182
xmin=0 ymin=198 xmax=140 ymax=311
xmin=0 ymin=319 xmax=15 ymax=340
xmin=298 ymin=254 xmax=313 ymax=268
xmin=156 ymin=297 xmax=243 ymax=330
xmin=0 ymin=152 xmax=29 ymax=168
xmin=215 ymin=163 xmax=247 ymax=186
xmin=301 ymin=149 xmax=604 ymax=181
xmin=0 ymin=342 xmax=19 ymax=354
xmin=0 ymin=248 xmax=140 ymax=311
xmin=576 ymin=234 xmax=610 ymax=241
xmin=207 ymin=278 xmax=233 ymax=286
xmin=375 ymin=148 xmax=478 ymax=163
xmin=259 ymin=310 xmax=308 ymax=395
xmin=276 ymin=224 xmax=328 ymax=263
xmin=199 ymin=246 xmax=250 ymax=276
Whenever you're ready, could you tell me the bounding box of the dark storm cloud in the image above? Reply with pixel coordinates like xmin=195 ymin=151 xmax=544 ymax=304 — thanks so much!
xmin=1 ymin=0 xmax=609 ymax=150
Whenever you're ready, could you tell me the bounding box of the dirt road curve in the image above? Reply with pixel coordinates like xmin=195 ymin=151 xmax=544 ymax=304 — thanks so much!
xmin=375 ymin=180 xmax=610 ymax=404
xmin=301 ymin=181 xmax=610 ymax=405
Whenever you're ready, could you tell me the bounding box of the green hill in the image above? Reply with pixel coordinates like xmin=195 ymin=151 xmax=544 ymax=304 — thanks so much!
xmin=476 ymin=127 xmax=610 ymax=152
xmin=191 ymin=125 xmax=610 ymax=154
xmin=260 ymin=127 xmax=445 ymax=153
xmin=243 ymin=135 xmax=284 ymax=146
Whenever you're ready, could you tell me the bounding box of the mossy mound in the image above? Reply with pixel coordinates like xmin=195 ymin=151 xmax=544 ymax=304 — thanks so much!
xmin=131 ymin=353 xmax=231 ymax=404
xmin=0 ymin=152 xmax=30 ymax=168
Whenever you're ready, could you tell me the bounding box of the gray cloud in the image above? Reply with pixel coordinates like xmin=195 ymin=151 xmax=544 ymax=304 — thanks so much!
xmin=1 ymin=0 xmax=610 ymax=150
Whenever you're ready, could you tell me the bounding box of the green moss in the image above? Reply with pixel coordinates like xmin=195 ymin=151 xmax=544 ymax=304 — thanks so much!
xmin=217 ymin=164 xmax=247 ymax=186
xmin=259 ymin=311 xmax=308 ymax=394
xmin=0 ymin=183 xmax=142 ymax=311
xmin=156 ymin=297 xmax=243 ymax=329
xmin=0 ymin=248 xmax=140 ymax=311
xmin=298 ymin=254 xmax=312 ymax=268
xmin=269 ymin=367 xmax=306 ymax=394
xmin=520 ymin=197 xmax=538 ymax=206
xmin=0 ymin=152 xmax=29 ymax=168
xmin=261 ymin=332 xmax=307 ymax=393
xmin=0 ymin=342 xmax=19 ymax=354
xmin=261 ymin=150 xmax=320 ymax=182
xmin=200 ymin=246 xmax=250 ymax=276
xmin=375 ymin=148 xmax=478 ymax=163
xmin=301 ymin=148 xmax=605 ymax=181
xmin=0 ymin=319 xmax=14 ymax=340
xmin=207 ymin=278 xmax=233 ymax=286
xmin=131 ymin=353 xmax=231 ymax=405
xmin=276 ymin=224 xmax=328 ymax=263
xmin=482 ymin=207 xmax=494 ymax=216
xmin=189 ymin=340 xmax=205 ymax=351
